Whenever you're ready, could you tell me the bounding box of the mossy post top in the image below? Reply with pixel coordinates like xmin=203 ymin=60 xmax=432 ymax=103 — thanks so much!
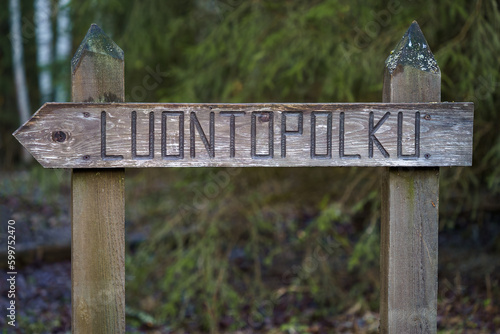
xmin=385 ymin=21 xmax=440 ymax=75
xmin=383 ymin=21 xmax=442 ymax=103
xmin=71 ymin=24 xmax=124 ymax=74
xmin=70 ymin=24 xmax=124 ymax=103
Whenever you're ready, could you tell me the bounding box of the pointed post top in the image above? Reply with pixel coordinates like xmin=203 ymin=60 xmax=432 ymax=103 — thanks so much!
xmin=385 ymin=21 xmax=439 ymax=75
xmin=71 ymin=24 xmax=124 ymax=74
xmin=71 ymin=23 xmax=124 ymax=102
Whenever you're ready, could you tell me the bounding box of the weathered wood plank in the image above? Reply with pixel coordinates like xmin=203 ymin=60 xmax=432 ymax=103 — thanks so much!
xmin=72 ymin=169 xmax=125 ymax=333
xmin=380 ymin=21 xmax=441 ymax=333
xmin=70 ymin=24 xmax=125 ymax=333
xmin=14 ymin=102 xmax=473 ymax=168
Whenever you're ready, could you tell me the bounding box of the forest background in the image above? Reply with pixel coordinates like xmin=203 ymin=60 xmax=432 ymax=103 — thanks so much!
xmin=0 ymin=0 xmax=499 ymax=333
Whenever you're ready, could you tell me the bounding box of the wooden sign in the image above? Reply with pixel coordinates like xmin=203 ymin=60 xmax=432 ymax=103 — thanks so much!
xmin=13 ymin=102 xmax=473 ymax=168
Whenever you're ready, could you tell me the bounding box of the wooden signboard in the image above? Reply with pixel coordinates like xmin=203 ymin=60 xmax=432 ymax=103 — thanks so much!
xmin=14 ymin=102 xmax=473 ymax=168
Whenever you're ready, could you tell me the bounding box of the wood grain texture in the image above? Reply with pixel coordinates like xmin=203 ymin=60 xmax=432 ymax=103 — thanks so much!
xmin=14 ymin=102 xmax=473 ymax=168
xmin=72 ymin=170 xmax=125 ymax=333
xmin=380 ymin=21 xmax=441 ymax=334
xmin=71 ymin=24 xmax=125 ymax=333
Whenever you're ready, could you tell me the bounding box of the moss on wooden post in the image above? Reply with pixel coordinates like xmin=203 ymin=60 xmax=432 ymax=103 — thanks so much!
xmin=380 ymin=21 xmax=440 ymax=334
xmin=71 ymin=24 xmax=125 ymax=333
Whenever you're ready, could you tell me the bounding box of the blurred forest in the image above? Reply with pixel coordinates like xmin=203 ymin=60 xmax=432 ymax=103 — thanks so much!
xmin=0 ymin=0 xmax=499 ymax=333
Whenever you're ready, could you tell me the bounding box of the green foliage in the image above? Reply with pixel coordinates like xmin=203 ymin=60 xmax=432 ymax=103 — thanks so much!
xmin=0 ymin=165 xmax=69 ymax=212
xmin=280 ymin=318 xmax=310 ymax=333
xmin=125 ymin=167 xmax=379 ymax=330
xmin=126 ymin=168 xmax=251 ymax=331
xmin=16 ymin=315 xmax=62 ymax=333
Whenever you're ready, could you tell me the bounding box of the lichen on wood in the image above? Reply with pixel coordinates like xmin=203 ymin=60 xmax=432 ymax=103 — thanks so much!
xmin=71 ymin=24 xmax=124 ymax=74
xmin=385 ymin=21 xmax=439 ymax=74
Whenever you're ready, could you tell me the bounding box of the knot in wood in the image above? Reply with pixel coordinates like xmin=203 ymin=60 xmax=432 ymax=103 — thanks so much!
xmin=52 ymin=131 xmax=67 ymax=143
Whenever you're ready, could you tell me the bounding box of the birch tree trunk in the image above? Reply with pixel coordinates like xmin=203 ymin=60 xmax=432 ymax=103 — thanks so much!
xmin=55 ymin=0 xmax=71 ymax=102
xmin=9 ymin=0 xmax=32 ymax=163
xmin=35 ymin=0 xmax=53 ymax=104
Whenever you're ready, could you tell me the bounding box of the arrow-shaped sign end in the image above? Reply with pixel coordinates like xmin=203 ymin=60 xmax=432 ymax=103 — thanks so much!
xmin=12 ymin=103 xmax=56 ymax=168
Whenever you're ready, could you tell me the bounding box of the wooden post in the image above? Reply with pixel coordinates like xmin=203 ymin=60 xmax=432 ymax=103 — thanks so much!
xmin=71 ymin=24 xmax=125 ymax=333
xmin=380 ymin=21 xmax=440 ymax=333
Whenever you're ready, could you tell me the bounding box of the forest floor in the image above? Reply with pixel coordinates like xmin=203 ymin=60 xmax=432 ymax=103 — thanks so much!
xmin=1 ymin=219 xmax=499 ymax=333
xmin=0 ymin=254 xmax=498 ymax=333
xmin=0 ymin=169 xmax=499 ymax=333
